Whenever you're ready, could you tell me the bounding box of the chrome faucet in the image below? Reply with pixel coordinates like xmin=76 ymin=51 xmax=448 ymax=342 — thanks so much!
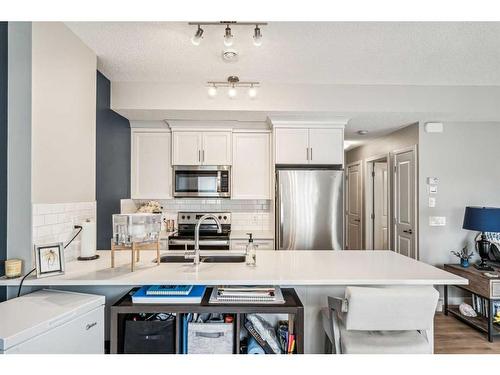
xmin=185 ymin=214 xmax=222 ymax=266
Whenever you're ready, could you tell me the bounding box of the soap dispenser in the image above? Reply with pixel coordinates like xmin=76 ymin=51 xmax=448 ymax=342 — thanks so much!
xmin=245 ymin=233 xmax=257 ymax=266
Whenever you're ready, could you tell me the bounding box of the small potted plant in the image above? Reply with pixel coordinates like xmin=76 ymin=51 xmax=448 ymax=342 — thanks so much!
xmin=451 ymin=246 xmax=474 ymax=268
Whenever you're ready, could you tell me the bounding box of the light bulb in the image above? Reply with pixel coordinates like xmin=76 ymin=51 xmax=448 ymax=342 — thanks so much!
xmin=248 ymin=86 xmax=258 ymax=99
xmin=191 ymin=26 xmax=204 ymax=46
xmin=207 ymin=85 xmax=217 ymax=97
xmin=224 ymin=26 xmax=233 ymax=47
xmin=253 ymin=26 xmax=262 ymax=46
xmin=228 ymin=86 xmax=237 ymax=99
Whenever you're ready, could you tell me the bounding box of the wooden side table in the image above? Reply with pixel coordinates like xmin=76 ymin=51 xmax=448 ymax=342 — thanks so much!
xmin=443 ymin=264 xmax=500 ymax=342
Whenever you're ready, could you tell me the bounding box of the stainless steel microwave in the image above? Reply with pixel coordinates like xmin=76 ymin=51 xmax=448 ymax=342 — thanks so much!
xmin=173 ymin=166 xmax=231 ymax=198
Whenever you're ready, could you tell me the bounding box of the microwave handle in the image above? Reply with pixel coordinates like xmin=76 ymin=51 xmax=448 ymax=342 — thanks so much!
xmin=217 ymin=171 xmax=222 ymax=192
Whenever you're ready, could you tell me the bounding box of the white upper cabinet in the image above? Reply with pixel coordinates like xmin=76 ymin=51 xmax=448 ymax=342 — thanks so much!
xmin=308 ymin=128 xmax=344 ymax=165
xmin=274 ymin=128 xmax=309 ymax=164
xmin=272 ymin=121 xmax=345 ymax=165
xmin=172 ymin=131 xmax=202 ymax=165
xmin=232 ymin=132 xmax=271 ymax=199
xmin=131 ymin=130 xmax=172 ymax=199
xmin=172 ymin=131 xmax=232 ymax=165
xmin=202 ymin=132 xmax=232 ymax=165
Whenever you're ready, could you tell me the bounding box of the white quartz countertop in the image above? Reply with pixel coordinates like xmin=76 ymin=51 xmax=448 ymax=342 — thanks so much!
xmin=0 ymin=250 xmax=467 ymax=287
xmin=229 ymin=230 xmax=274 ymax=240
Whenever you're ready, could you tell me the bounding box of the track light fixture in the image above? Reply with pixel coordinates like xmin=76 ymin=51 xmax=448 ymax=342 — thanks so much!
xmin=253 ymin=25 xmax=262 ymax=46
xmin=207 ymin=76 xmax=260 ymax=99
xmin=189 ymin=21 xmax=267 ymax=47
xmin=224 ymin=25 xmax=234 ymax=47
xmin=191 ymin=25 xmax=204 ymax=46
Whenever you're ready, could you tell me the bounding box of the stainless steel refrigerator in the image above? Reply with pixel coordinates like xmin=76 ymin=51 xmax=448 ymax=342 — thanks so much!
xmin=275 ymin=167 xmax=344 ymax=250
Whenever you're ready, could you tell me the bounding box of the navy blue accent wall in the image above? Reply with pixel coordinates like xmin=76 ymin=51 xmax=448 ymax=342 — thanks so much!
xmin=96 ymin=71 xmax=130 ymax=250
xmin=0 ymin=22 xmax=8 ymax=301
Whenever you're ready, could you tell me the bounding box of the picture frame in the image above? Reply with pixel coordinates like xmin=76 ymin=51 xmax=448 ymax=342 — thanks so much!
xmin=34 ymin=242 xmax=65 ymax=278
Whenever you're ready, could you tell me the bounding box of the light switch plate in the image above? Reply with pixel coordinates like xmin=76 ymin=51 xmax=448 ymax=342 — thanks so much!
xmin=428 ymin=197 xmax=436 ymax=208
xmin=429 ymin=216 xmax=446 ymax=226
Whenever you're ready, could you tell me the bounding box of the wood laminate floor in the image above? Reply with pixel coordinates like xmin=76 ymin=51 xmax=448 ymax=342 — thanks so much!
xmin=434 ymin=313 xmax=500 ymax=354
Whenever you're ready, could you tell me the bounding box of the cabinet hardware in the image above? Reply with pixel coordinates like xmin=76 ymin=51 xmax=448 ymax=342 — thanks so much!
xmin=198 ymin=150 xmax=201 ymax=162
xmin=306 ymin=148 xmax=309 ymax=161
xmin=403 ymin=229 xmax=413 ymax=234
xmin=202 ymin=150 xmax=205 ymax=163
xmin=310 ymin=147 xmax=313 ymax=161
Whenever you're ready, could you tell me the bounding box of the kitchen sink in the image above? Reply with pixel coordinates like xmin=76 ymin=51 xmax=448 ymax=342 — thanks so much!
xmin=158 ymin=255 xmax=246 ymax=263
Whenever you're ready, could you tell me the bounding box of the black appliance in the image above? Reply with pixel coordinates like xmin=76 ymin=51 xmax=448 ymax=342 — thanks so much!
xmin=167 ymin=212 xmax=231 ymax=251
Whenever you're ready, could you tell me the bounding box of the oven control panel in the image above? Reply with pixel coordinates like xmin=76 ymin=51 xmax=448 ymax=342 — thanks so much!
xmin=177 ymin=212 xmax=231 ymax=225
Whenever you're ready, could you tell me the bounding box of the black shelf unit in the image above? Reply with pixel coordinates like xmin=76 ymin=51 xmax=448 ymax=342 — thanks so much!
xmin=110 ymin=287 xmax=304 ymax=354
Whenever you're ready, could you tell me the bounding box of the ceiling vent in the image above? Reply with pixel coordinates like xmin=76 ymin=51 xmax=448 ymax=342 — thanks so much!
xmin=222 ymin=49 xmax=239 ymax=62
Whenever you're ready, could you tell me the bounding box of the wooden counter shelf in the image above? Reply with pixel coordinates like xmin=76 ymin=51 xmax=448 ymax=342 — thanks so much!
xmin=110 ymin=287 xmax=304 ymax=354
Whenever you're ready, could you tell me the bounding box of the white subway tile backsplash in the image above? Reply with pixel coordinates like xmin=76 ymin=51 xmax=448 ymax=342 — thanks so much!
xmin=32 ymin=201 xmax=96 ymax=261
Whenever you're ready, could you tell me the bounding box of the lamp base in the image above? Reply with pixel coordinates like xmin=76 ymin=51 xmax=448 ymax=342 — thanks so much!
xmin=474 ymin=260 xmax=494 ymax=271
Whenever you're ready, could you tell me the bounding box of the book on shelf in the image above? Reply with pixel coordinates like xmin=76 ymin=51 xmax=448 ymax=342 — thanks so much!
xmin=146 ymin=285 xmax=193 ymax=296
xmin=244 ymin=321 xmax=276 ymax=354
xmin=209 ymin=286 xmax=285 ymax=304
xmin=132 ymin=285 xmax=206 ymax=304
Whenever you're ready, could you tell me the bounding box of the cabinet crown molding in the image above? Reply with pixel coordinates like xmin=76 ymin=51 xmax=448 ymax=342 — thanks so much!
xmin=268 ymin=117 xmax=347 ymax=129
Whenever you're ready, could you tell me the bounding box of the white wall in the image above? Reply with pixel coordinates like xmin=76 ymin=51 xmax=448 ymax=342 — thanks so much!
xmin=31 ymin=22 xmax=97 ymax=204
xmin=418 ymin=122 xmax=500 ymax=266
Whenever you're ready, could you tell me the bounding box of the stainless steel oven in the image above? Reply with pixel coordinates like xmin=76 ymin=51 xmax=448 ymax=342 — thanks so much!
xmin=173 ymin=166 xmax=230 ymax=198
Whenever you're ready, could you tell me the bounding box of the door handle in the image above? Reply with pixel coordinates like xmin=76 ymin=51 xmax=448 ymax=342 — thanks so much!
xmin=310 ymin=147 xmax=313 ymax=161
xmin=403 ymin=229 xmax=413 ymax=234
xmin=198 ymin=150 xmax=201 ymax=162
xmin=202 ymin=150 xmax=205 ymax=163
xmin=306 ymin=148 xmax=309 ymax=161
xmin=354 ymin=218 xmax=360 ymax=222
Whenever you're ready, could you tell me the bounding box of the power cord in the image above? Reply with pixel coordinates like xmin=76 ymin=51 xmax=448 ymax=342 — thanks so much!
xmin=17 ymin=225 xmax=83 ymax=297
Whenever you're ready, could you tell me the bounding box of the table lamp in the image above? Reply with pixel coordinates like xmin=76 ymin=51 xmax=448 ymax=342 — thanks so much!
xmin=462 ymin=206 xmax=500 ymax=271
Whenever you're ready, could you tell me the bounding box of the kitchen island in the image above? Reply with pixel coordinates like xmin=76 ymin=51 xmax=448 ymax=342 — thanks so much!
xmin=0 ymin=250 xmax=467 ymax=353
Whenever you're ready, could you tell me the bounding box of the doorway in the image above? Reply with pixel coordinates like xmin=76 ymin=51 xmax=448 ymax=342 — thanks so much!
xmin=365 ymin=155 xmax=390 ymax=250
xmin=345 ymin=160 xmax=362 ymax=250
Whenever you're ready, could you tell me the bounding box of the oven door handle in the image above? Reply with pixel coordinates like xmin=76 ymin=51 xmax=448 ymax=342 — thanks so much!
xmin=168 ymin=239 xmax=230 ymax=246
xmin=217 ymin=171 xmax=222 ymax=193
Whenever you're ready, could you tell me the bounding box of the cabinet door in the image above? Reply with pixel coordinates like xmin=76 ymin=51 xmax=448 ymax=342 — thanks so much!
xmin=131 ymin=131 xmax=172 ymax=199
xmin=202 ymin=132 xmax=232 ymax=165
xmin=232 ymin=132 xmax=271 ymax=199
xmin=308 ymin=128 xmax=344 ymax=165
xmin=172 ymin=131 xmax=202 ymax=165
xmin=274 ymin=128 xmax=309 ymax=164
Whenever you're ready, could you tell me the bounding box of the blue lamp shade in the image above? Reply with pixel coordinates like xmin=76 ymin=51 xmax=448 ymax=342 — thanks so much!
xmin=462 ymin=206 xmax=500 ymax=232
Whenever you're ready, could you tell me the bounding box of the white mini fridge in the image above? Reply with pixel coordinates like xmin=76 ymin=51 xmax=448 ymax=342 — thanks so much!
xmin=0 ymin=289 xmax=105 ymax=354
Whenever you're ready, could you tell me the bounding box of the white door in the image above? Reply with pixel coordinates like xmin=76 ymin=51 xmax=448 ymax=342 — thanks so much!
xmin=232 ymin=132 xmax=271 ymax=199
xmin=346 ymin=162 xmax=362 ymax=249
xmin=394 ymin=148 xmax=417 ymax=259
xmin=131 ymin=131 xmax=172 ymax=199
xmin=172 ymin=131 xmax=202 ymax=165
xmin=373 ymin=162 xmax=388 ymax=249
xmin=308 ymin=128 xmax=344 ymax=164
xmin=274 ymin=128 xmax=309 ymax=164
xmin=202 ymin=131 xmax=232 ymax=165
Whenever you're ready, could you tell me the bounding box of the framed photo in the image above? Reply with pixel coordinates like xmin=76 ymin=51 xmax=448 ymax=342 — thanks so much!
xmin=34 ymin=242 xmax=65 ymax=278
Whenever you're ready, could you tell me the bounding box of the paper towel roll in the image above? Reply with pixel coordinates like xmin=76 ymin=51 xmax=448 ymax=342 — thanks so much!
xmin=80 ymin=220 xmax=97 ymax=258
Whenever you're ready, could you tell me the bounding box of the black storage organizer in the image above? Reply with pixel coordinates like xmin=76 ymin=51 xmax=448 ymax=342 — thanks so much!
xmin=123 ymin=316 xmax=176 ymax=354
xmin=110 ymin=287 xmax=304 ymax=354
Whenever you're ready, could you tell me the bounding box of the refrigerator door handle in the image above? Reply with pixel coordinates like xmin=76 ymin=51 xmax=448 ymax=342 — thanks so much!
xmin=276 ymin=177 xmax=284 ymax=249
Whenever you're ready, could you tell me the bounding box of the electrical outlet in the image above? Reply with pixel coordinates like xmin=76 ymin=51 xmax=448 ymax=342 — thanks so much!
xmin=429 ymin=216 xmax=446 ymax=226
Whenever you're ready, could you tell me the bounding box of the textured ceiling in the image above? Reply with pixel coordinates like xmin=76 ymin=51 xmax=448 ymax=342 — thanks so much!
xmin=66 ymin=22 xmax=500 ymax=85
